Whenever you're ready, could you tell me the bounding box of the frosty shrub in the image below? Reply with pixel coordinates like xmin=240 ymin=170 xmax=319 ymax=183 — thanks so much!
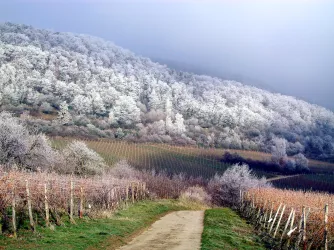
xmin=107 ymin=160 xmax=141 ymax=180
xmin=271 ymin=137 xmax=288 ymax=169
xmin=62 ymin=140 xmax=106 ymax=175
xmin=180 ymin=186 xmax=211 ymax=205
xmin=0 ymin=112 xmax=58 ymax=171
xmin=293 ymin=153 xmax=309 ymax=172
xmin=208 ymin=163 xmax=270 ymax=207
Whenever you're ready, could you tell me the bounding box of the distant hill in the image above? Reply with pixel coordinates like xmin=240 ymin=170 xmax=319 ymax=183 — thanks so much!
xmin=0 ymin=22 xmax=333 ymax=162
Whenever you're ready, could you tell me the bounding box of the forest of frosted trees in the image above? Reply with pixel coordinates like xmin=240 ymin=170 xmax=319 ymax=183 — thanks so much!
xmin=0 ymin=22 xmax=333 ymax=162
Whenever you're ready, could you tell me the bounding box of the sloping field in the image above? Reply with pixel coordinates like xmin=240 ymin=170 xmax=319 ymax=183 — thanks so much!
xmin=51 ymin=137 xmax=334 ymax=178
xmin=51 ymin=138 xmax=230 ymax=178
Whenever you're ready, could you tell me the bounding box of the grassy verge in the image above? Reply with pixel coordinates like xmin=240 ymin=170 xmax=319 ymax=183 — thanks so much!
xmin=0 ymin=200 xmax=191 ymax=250
xmin=201 ymin=208 xmax=266 ymax=250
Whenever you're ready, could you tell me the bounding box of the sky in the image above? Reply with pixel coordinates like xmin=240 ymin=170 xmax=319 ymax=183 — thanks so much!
xmin=0 ymin=0 xmax=333 ymax=110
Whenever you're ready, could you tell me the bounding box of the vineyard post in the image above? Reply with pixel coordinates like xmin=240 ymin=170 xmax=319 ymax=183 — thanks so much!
xmin=25 ymin=180 xmax=35 ymax=231
xmin=69 ymin=179 xmax=75 ymax=224
xmin=249 ymin=195 xmax=254 ymax=218
xmin=256 ymin=199 xmax=262 ymax=219
xmin=12 ymin=189 xmax=17 ymax=239
xmin=262 ymin=201 xmax=268 ymax=229
xmin=295 ymin=206 xmax=305 ymax=249
xmin=110 ymin=187 xmax=114 ymax=208
xmin=239 ymin=189 xmax=242 ymax=210
xmin=114 ymin=187 xmax=118 ymax=207
xmin=44 ymin=183 xmax=50 ymax=227
xmin=143 ymin=182 xmax=146 ymax=199
xmin=108 ymin=188 xmax=112 ymax=209
xmin=140 ymin=183 xmax=144 ymax=200
xmin=281 ymin=208 xmax=294 ymax=242
xmin=269 ymin=203 xmax=282 ymax=234
xmin=273 ymin=205 xmax=286 ymax=238
xmin=79 ymin=187 xmax=83 ymax=219
xmin=268 ymin=202 xmax=274 ymax=229
xmin=286 ymin=210 xmax=296 ymax=248
xmin=126 ymin=184 xmax=129 ymax=205
xmin=118 ymin=187 xmax=122 ymax=205
xmin=302 ymin=206 xmax=308 ymax=248
xmin=138 ymin=182 xmax=141 ymax=200
xmin=324 ymin=204 xmax=328 ymax=250
xmin=131 ymin=182 xmax=135 ymax=203
xmin=137 ymin=182 xmax=141 ymax=200
xmin=261 ymin=200 xmax=268 ymax=228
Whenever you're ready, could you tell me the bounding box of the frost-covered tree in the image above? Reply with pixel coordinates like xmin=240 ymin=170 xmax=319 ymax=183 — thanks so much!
xmin=271 ymin=137 xmax=288 ymax=166
xmin=208 ymin=164 xmax=269 ymax=207
xmin=56 ymin=101 xmax=72 ymax=125
xmin=62 ymin=140 xmax=106 ymax=175
xmin=165 ymin=97 xmax=173 ymax=117
xmin=293 ymin=153 xmax=309 ymax=172
xmin=0 ymin=111 xmax=57 ymax=171
xmin=115 ymin=127 xmax=125 ymax=138
xmin=165 ymin=115 xmax=174 ymax=134
xmin=112 ymin=96 xmax=140 ymax=126
xmin=174 ymin=113 xmax=186 ymax=135
xmin=148 ymin=89 xmax=161 ymax=110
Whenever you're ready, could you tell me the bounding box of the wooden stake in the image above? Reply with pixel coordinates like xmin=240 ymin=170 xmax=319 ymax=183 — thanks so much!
xmin=239 ymin=189 xmax=242 ymax=208
xmin=274 ymin=205 xmax=286 ymax=238
xmin=324 ymin=204 xmax=328 ymax=250
xmin=281 ymin=208 xmax=294 ymax=242
xmin=12 ymin=189 xmax=17 ymax=238
xmin=287 ymin=210 xmax=296 ymax=248
xmin=295 ymin=206 xmax=305 ymax=249
xmin=118 ymin=187 xmax=122 ymax=204
xmin=70 ymin=179 xmax=75 ymax=224
xmin=268 ymin=202 xmax=274 ymax=229
xmin=79 ymin=187 xmax=83 ymax=218
xmin=44 ymin=183 xmax=50 ymax=227
xmin=131 ymin=182 xmax=135 ymax=203
xmin=126 ymin=185 xmax=129 ymax=204
xmin=269 ymin=203 xmax=282 ymax=234
xmin=290 ymin=209 xmax=295 ymax=232
xmin=143 ymin=182 xmax=146 ymax=199
xmin=262 ymin=203 xmax=268 ymax=229
xmin=25 ymin=180 xmax=35 ymax=231
xmin=303 ymin=206 xmax=307 ymax=243
xmin=136 ymin=182 xmax=140 ymax=201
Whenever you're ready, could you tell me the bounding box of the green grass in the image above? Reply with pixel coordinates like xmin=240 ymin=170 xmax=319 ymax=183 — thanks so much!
xmin=201 ymin=208 xmax=266 ymax=250
xmin=0 ymin=200 xmax=190 ymax=250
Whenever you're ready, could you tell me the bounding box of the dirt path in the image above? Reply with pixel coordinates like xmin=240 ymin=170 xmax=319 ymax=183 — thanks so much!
xmin=117 ymin=211 xmax=204 ymax=250
xmin=267 ymin=174 xmax=300 ymax=181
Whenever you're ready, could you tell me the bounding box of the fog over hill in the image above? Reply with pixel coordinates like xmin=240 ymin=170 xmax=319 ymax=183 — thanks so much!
xmin=0 ymin=23 xmax=333 ymax=162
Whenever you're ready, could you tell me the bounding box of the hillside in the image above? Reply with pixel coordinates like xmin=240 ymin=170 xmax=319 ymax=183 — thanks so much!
xmin=0 ymin=22 xmax=333 ymax=162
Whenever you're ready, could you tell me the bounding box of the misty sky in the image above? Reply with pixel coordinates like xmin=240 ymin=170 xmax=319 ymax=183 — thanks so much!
xmin=0 ymin=0 xmax=333 ymax=110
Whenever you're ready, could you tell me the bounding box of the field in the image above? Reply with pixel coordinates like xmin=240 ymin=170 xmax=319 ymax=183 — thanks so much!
xmin=272 ymin=174 xmax=334 ymax=193
xmin=51 ymin=137 xmax=334 ymax=183
xmin=245 ymin=188 xmax=334 ymax=249
xmin=51 ymin=137 xmax=232 ymax=179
